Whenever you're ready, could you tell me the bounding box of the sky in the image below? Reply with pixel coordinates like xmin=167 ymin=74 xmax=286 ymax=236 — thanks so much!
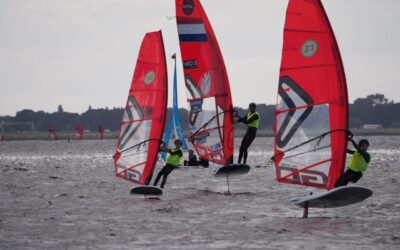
xmin=0 ymin=0 xmax=399 ymax=116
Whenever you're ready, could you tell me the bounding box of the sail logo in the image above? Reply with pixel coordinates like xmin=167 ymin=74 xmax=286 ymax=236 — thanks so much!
xmin=211 ymin=150 xmax=222 ymax=158
xmin=144 ymin=71 xmax=155 ymax=85
xmin=277 ymin=76 xmax=313 ymax=148
xmin=182 ymin=0 xmax=194 ymax=15
xmin=117 ymin=168 xmax=141 ymax=182
xmin=200 ymin=72 xmax=211 ymax=96
xmin=190 ymin=99 xmax=203 ymax=113
xmin=178 ymin=23 xmax=208 ymax=42
xmin=183 ymin=59 xmax=198 ymax=69
xmin=185 ymin=75 xmax=203 ymax=126
xmin=118 ymin=97 xmax=144 ymax=151
xmin=278 ymin=165 xmax=328 ymax=187
xmin=301 ymin=40 xmax=318 ymax=58
xmin=191 ymin=131 xmax=209 ymax=144
xmin=211 ymin=142 xmax=221 ymax=150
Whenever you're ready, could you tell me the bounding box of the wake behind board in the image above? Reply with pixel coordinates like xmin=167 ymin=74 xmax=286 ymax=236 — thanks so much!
xmin=214 ymin=164 xmax=250 ymax=178
xmin=293 ymin=186 xmax=372 ymax=208
xmin=130 ymin=186 xmax=163 ymax=196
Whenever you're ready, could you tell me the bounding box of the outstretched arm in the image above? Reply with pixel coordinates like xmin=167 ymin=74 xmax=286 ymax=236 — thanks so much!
xmin=350 ymin=139 xmax=370 ymax=163
xmin=236 ymin=115 xmax=245 ymax=123
xmin=350 ymin=138 xmax=359 ymax=151
xmin=346 ymin=131 xmax=356 ymax=154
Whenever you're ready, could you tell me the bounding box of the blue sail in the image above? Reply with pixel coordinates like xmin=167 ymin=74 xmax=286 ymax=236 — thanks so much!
xmin=161 ymin=118 xmax=174 ymax=160
xmin=162 ymin=55 xmax=188 ymax=160
xmin=172 ymin=56 xmax=188 ymax=151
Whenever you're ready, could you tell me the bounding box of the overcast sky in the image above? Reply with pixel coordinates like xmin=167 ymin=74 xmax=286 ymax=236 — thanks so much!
xmin=1 ymin=0 xmax=399 ymax=116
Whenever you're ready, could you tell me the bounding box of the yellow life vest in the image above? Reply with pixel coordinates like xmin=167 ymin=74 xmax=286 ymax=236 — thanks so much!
xmin=246 ymin=112 xmax=260 ymax=129
xmin=166 ymin=148 xmax=182 ymax=167
xmin=348 ymin=152 xmax=369 ymax=172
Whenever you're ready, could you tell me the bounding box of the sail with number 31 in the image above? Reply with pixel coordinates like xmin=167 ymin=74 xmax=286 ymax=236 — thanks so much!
xmin=273 ymin=0 xmax=349 ymax=190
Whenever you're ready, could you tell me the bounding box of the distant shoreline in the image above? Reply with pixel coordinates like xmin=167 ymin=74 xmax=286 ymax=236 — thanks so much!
xmin=235 ymin=128 xmax=400 ymax=137
xmin=1 ymin=128 xmax=400 ymax=141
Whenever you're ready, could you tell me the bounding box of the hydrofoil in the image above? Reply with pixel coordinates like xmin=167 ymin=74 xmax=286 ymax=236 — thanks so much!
xmin=214 ymin=164 xmax=250 ymax=195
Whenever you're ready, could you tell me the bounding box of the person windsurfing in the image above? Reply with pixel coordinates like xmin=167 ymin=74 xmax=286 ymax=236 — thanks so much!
xmin=48 ymin=125 xmax=56 ymax=140
xmin=98 ymin=125 xmax=104 ymax=139
xmin=335 ymin=132 xmax=370 ymax=187
xmin=235 ymin=103 xmax=260 ymax=165
xmin=184 ymin=149 xmax=198 ymax=166
xmin=183 ymin=149 xmax=209 ymax=168
xmin=153 ymin=139 xmax=183 ymax=189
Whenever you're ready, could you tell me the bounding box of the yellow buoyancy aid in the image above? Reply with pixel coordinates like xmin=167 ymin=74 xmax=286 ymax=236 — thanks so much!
xmin=166 ymin=148 xmax=183 ymax=167
xmin=348 ymin=152 xmax=369 ymax=172
xmin=246 ymin=112 xmax=260 ymax=129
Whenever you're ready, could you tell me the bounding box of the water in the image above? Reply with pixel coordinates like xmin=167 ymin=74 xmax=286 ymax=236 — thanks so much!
xmin=0 ymin=136 xmax=399 ymax=249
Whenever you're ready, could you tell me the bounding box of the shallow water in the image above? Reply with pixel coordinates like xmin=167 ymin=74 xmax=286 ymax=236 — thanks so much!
xmin=0 ymin=136 xmax=399 ymax=249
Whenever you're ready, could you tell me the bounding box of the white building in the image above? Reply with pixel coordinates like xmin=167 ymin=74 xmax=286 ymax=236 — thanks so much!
xmin=362 ymin=124 xmax=383 ymax=129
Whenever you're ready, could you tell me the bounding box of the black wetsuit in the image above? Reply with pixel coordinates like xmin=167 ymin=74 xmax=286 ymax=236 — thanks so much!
xmin=184 ymin=154 xmax=209 ymax=168
xmin=153 ymin=149 xmax=183 ymax=189
xmin=334 ymin=139 xmax=371 ymax=187
xmin=238 ymin=113 xmax=259 ymax=164
xmin=184 ymin=154 xmax=199 ymax=166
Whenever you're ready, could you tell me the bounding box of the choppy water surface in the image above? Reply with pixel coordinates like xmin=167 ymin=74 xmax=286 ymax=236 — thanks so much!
xmin=0 ymin=136 xmax=399 ymax=249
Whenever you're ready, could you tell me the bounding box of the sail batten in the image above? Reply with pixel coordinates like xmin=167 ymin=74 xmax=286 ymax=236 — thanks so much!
xmin=273 ymin=0 xmax=348 ymax=190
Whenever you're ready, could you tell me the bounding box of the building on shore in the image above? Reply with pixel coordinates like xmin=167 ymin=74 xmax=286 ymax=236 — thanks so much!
xmin=362 ymin=124 xmax=383 ymax=129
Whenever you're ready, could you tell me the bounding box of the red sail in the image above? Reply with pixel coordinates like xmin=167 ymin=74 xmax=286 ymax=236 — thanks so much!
xmin=74 ymin=123 xmax=84 ymax=140
xmin=97 ymin=125 xmax=104 ymax=140
xmin=176 ymin=0 xmax=234 ymax=164
xmin=273 ymin=0 xmax=348 ymax=190
xmin=48 ymin=125 xmax=56 ymax=140
xmin=113 ymin=31 xmax=168 ymax=185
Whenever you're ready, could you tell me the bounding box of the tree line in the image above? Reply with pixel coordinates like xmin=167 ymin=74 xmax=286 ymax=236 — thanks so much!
xmin=0 ymin=94 xmax=399 ymax=133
